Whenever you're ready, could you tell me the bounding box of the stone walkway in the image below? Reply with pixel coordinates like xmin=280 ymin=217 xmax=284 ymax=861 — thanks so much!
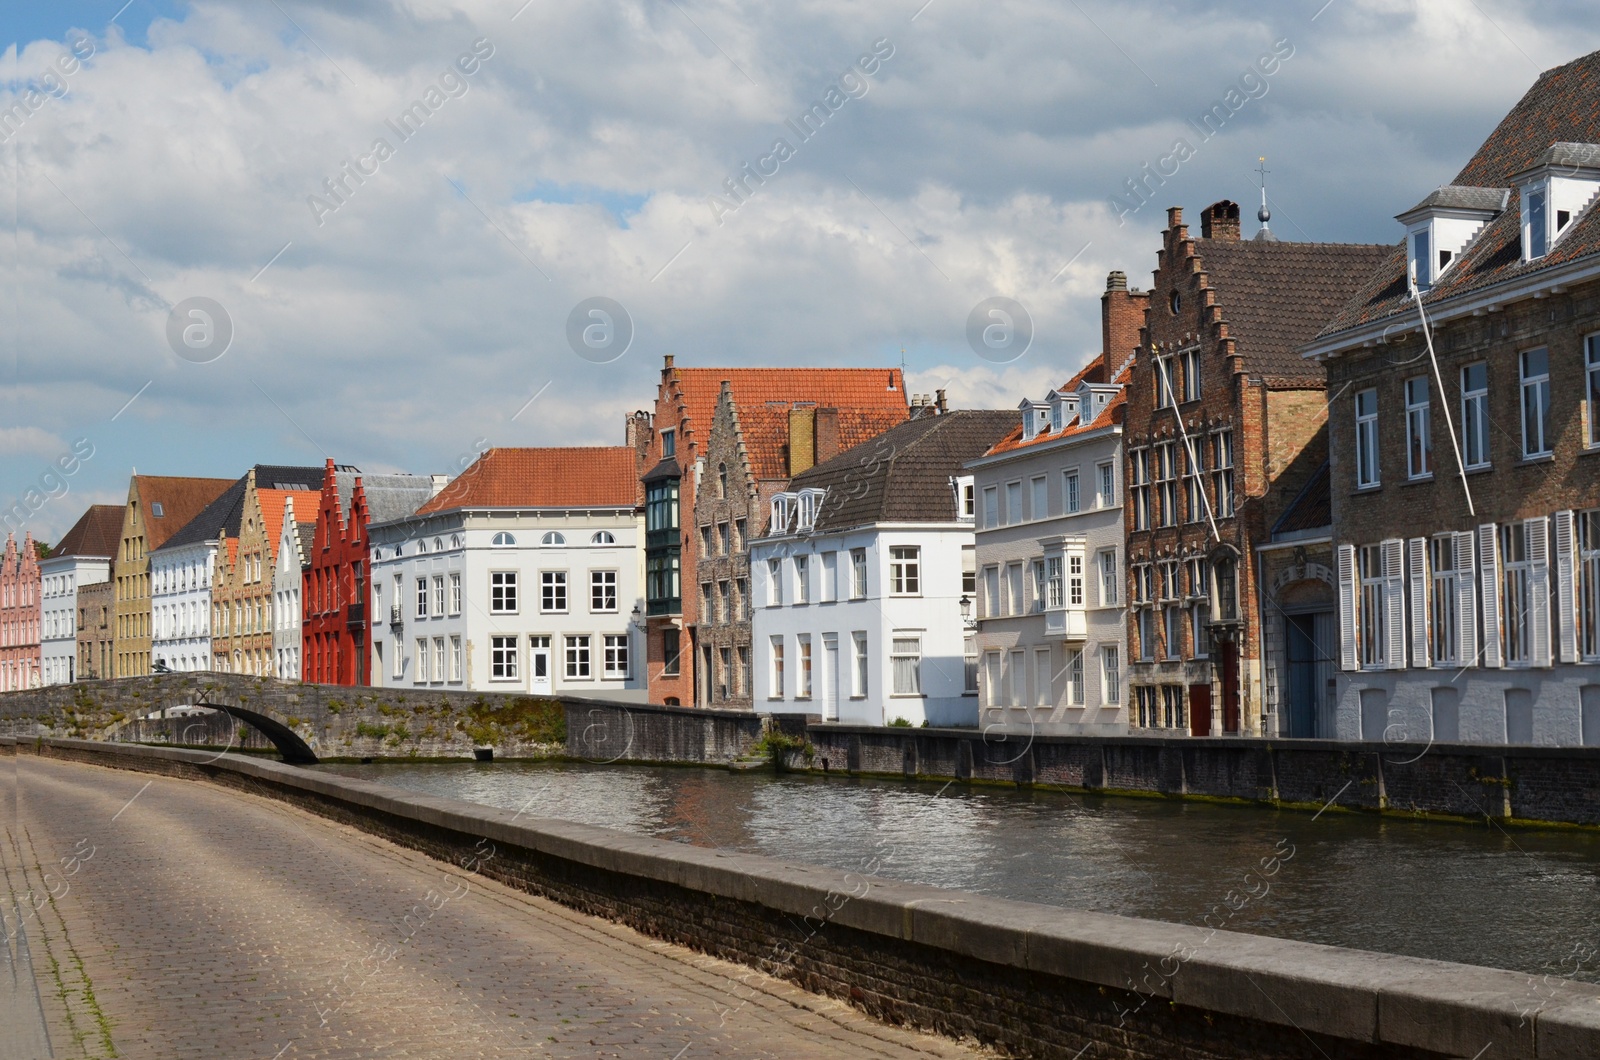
xmin=2 ymin=757 xmax=985 ymax=1059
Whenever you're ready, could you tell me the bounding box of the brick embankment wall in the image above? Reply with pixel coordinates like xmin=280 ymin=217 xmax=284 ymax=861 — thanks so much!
xmin=12 ymin=737 xmax=1598 ymax=1060
xmin=802 ymin=727 xmax=1600 ymax=827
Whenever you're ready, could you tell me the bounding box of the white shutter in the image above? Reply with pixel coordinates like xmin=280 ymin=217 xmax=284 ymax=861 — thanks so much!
xmin=1554 ymin=510 xmax=1579 ymax=664
xmin=1479 ymin=524 xmax=1503 ymax=669
xmin=1382 ymin=538 xmax=1407 ymax=670
xmin=1408 ymin=537 xmax=1430 ymax=668
xmin=1527 ymin=516 xmax=1552 ymax=668
xmin=1337 ymin=543 xmax=1358 ymax=671
xmin=1454 ymin=530 xmax=1477 ymax=667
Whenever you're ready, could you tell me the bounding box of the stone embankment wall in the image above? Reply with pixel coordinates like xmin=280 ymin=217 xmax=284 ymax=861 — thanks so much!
xmin=8 ymin=737 xmax=1596 ymax=1060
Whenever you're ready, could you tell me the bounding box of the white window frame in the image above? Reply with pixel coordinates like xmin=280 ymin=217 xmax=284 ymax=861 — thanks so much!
xmin=891 ymin=633 xmax=922 ymax=696
xmin=1520 ymin=347 xmax=1552 ymax=458
xmin=1462 ymin=362 xmax=1490 ymax=469
xmin=1405 ymin=376 xmax=1433 ymax=480
xmin=448 ymin=572 xmax=461 ymax=615
xmin=1579 ymin=510 xmax=1600 ymax=662
xmin=797 ymin=634 xmax=813 ymax=698
xmin=890 ymin=546 xmax=921 ymax=596
xmin=1355 ymin=389 xmax=1380 ymax=488
xmin=1359 ymin=544 xmax=1386 ymax=669
xmin=820 ymin=551 xmax=838 ymax=602
xmin=1066 ymin=648 xmax=1084 ymax=706
xmin=768 ymin=557 xmax=784 ymax=606
xmin=1099 ymin=550 xmax=1118 ymax=606
xmin=541 ymin=570 xmax=568 ymax=614
xmin=851 ymin=631 xmax=869 ymax=698
xmin=1181 ymin=346 xmax=1201 ymax=403
xmin=490 ymin=570 xmax=517 ymax=615
xmin=1062 ymin=469 xmax=1080 ymax=514
xmin=1030 ymin=475 xmax=1049 ymax=522
xmin=590 ymin=569 xmax=618 ymax=613
xmin=794 ymin=554 xmax=810 ymax=604
xmin=1587 ymin=335 xmax=1600 ymax=450
xmin=564 ymin=634 xmax=592 ymax=680
xmin=1096 ymin=461 xmax=1115 ymax=508
xmin=449 ymin=635 xmax=462 ymax=682
xmin=851 ymin=549 xmax=867 ymax=599
xmin=490 ymin=634 xmax=518 ymax=681
xmin=1101 ymin=646 xmax=1120 ymax=705
xmin=769 ymin=635 xmax=785 ymax=699
xmin=1429 ymin=535 xmax=1459 ymax=667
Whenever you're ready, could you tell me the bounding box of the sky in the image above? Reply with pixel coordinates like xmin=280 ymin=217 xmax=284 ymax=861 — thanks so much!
xmin=3 ymin=0 xmax=1599 ymax=543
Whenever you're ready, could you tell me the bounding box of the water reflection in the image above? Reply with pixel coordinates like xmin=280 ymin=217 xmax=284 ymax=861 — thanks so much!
xmin=318 ymin=760 xmax=1600 ymax=980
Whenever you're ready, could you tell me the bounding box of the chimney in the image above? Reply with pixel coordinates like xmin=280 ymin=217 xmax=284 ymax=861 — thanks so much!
xmin=1101 ymin=270 xmax=1150 ymax=371
xmin=1201 ymin=200 xmax=1241 ymax=241
xmin=934 ymin=388 xmax=947 ymax=414
xmin=788 ymin=406 xmax=817 ymax=476
xmin=814 ymin=407 xmax=841 ymax=464
xmin=430 ymin=474 xmax=450 ymax=496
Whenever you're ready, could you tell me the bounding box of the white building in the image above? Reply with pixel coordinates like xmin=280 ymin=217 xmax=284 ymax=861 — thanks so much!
xmin=752 ymin=411 xmax=1014 ymax=727
xmin=967 ymin=356 xmax=1130 ymax=735
xmin=368 ymin=447 xmax=647 ymax=699
xmin=273 ymin=496 xmax=314 ymax=680
xmin=40 ymin=505 xmax=122 ymax=685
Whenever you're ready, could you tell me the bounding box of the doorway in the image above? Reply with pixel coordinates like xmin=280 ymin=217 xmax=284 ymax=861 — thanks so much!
xmin=529 ymin=635 xmax=551 ymax=694
xmin=1216 ymin=640 xmax=1240 ymax=733
xmin=1188 ymin=683 xmax=1211 ymax=737
xmin=1285 ymin=612 xmax=1334 ymax=738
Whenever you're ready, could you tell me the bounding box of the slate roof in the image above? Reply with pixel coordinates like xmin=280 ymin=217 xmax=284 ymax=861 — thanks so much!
xmin=1190 ymin=238 xmax=1391 ymax=383
xmin=1270 ymin=460 xmax=1331 ymax=536
xmin=156 ymin=464 xmax=333 ymax=553
xmin=413 ymin=448 xmax=638 ymax=516
xmin=1316 ymin=49 xmax=1600 ymax=340
xmin=50 ymin=505 xmax=123 ymax=560
xmin=662 ymin=366 xmax=908 ymax=454
xmin=358 ymin=474 xmax=438 ymax=525
xmin=133 ymin=475 xmax=235 ymax=552
xmin=787 ymin=411 xmax=1017 ymax=533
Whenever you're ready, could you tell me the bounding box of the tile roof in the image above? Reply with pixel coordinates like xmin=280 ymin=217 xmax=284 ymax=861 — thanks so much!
xmin=1189 ymin=238 xmax=1392 ymax=383
xmin=49 ymin=505 xmax=124 ymax=559
xmin=788 ymin=411 xmax=1017 ymax=532
xmin=134 ymin=475 xmax=235 ymax=552
xmin=663 ymin=366 xmax=907 ymax=452
xmin=413 ymin=447 xmax=638 ymax=516
xmin=1316 ymin=49 xmax=1600 ymax=340
xmin=257 ymin=490 xmax=321 ymax=555
xmin=156 ymin=464 xmax=331 ymax=553
xmin=982 ymin=357 xmax=1129 ymax=457
xmin=1270 ymin=460 xmax=1331 ymax=536
xmin=732 ymin=403 xmax=912 ymax=480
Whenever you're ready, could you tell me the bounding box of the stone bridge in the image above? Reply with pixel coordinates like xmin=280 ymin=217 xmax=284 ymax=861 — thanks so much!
xmin=0 ymin=673 xmax=765 ymax=764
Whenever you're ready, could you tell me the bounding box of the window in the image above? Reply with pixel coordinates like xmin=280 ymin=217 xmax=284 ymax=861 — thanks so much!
xmin=591 ymin=570 xmax=617 ymax=612
xmin=541 ymin=571 xmax=567 ymax=612
xmin=1164 ymin=607 xmax=1181 ymax=659
xmin=961 ymin=634 xmax=977 ymax=693
xmin=1159 ymin=561 xmax=1178 ymax=602
xmin=1099 ymin=550 xmax=1118 ymax=606
xmin=1211 ymin=432 xmax=1235 ymax=517
xmin=769 ymin=636 xmax=785 ymax=698
xmin=797 ymin=635 xmax=813 ymax=698
xmin=1429 ymin=536 xmax=1458 ymax=666
xmin=983 ymin=565 xmax=1001 ymax=618
xmin=699 ymin=525 xmax=712 ymax=556
xmin=1030 ymin=476 xmax=1048 ymax=521
xmin=795 ymin=555 xmax=810 ymax=604
xmin=1187 ymin=558 xmax=1207 ymax=597
xmin=432 ymin=637 xmax=445 ymax=682
xmin=734 ymin=519 xmax=746 ymax=552
xmin=1183 ymin=439 xmax=1206 ymax=524
xmin=1191 ymin=602 xmax=1211 ymax=658
xmin=565 ymin=634 xmax=592 ymax=679
xmin=851 ymin=549 xmax=867 ymax=599
xmin=890 ymin=546 xmax=920 ymax=595
xmin=1214 ymin=555 xmax=1238 ymax=623
xmin=717 ymin=522 xmax=730 ymax=556
xmin=1359 ymin=545 xmax=1386 ymax=668
xmin=1129 ymin=450 xmax=1150 ymax=530
xmin=701 ymin=582 xmax=713 ymax=620
xmin=1588 ymin=336 xmax=1600 ymax=449
xmin=432 ymin=576 xmax=445 ymax=617
xmin=1063 ymin=470 xmax=1080 ymax=514
xmin=1068 ymin=554 xmax=1083 ymax=606
xmin=604 ymin=634 xmax=629 ymax=678
xmin=592 ymin=530 xmax=615 ymax=545
xmin=1162 ymin=685 xmax=1185 ymax=729
xmin=736 ymin=646 xmax=749 ymax=694
xmin=960 ymin=480 xmax=976 ymax=520
xmin=491 ymin=635 xmax=518 ymax=680
xmin=1033 ymin=648 xmax=1052 ymax=707
xmin=448 ymin=572 xmax=461 ymax=615
xmin=767 ymin=558 xmax=784 ymax=606
xmin=489 ymin=571 xmax=517 ymax=614
xmin=1405 ymin=377 xmax=1432 ymax=479
xmin=1006 ymin=562 xmax=1024 ymax=615
xmin=718 ymin=580 xmax=730 ymax=622
xmin=1353 ymin=387 xmax=1381 ymax=488
xmin=1101 ymin=646 xmax=1120 ymax=705
xmin=770 ymin=495 xmax=792 ymax=533
xmin=1181 ymin=347 xmax=1201 ymax=402
xmin=1581 ymin=511 xmax=1600 ymax=660
xmin=541 ymin=531 xmax=565 ymax=546
xmin=1521 ymin=348 xmax=1551 ymax=458
xmin=1526 ymin=187 xmax=1548 ymax=259
xmin=820 ymin=552 xmax=837 ymax=602
xmin=448 ymin=636 xmax=461 ymax=681
xmin=1137 ymin=609 xmax=1154 ymax=660
xmin=797 ymin=491 xmax=820 ymax=531
xmin=491 ymin=532 xmax=515 ymax=547
xmin=1501 ymin=523 xmax=1532 ymax=665
xmin=1066 ymin=649 xmax=1084 ymax=705
xmin=1462 ymin=362 xmax=1490 ymax=469
xmin=415 ymin=576 xmax=429 ymax=618
xmin=736 ymin=577 xmax=748 ymax=619
xmin=662 ymin=628 xmax=681 ymax=676
xmin=661 ymin=428 xmax=675 ymax=456
xmin=851 ymin=632 xmax=868 ymax=697
xmin=1005 ymin=481 xmax=1023 ymax=525
xmin=1031 ymin=560 xmax=1047 ymax=613
xmin=1046 ymin=556 xmax=1064 ymax=609
xmin=1411 ymin=227 xmax=1433 ymax=289
xmin=1155 ymin=357 xmax=1176 ymax=409
xmin=982 ymin=486 xmax=999 ymax=529
xmin=1154 ymin=443 xmax=1177 ymax=528
xmin=414 ymin=638 xmax=429 ymax=683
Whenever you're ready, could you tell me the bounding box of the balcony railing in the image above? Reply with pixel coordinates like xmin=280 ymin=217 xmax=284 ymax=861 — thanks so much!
xmin=388 ymin=604 xmax=403 ymax=628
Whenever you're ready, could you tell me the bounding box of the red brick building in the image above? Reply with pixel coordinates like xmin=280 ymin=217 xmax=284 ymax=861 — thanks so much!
xmin=0 ymin=532 xmax=41 ymax=691
xmin=630 ymin=356 xmax=908 ymax=706
xmin=303 ymin=459 xmax=436 ymax=686
xmin=1124 ymin=202 xmax=1389 ymax=736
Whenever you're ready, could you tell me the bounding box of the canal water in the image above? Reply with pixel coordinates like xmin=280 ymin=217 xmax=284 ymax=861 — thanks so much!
xmin=318 ymin=760 xmax=1600 ymax=981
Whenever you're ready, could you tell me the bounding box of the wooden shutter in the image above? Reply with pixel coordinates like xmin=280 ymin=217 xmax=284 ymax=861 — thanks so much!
xmin=1408 ymin=537 xmax=1430 ymax=668
xmin=1337 ymin=543 xmax=1358 ymax=671
xmin=1382 ymin=538 xmax=1407 ymax=670
xmin=1479 ymin=524 xmax=1503 ymax=669
xmin=1454 ymin=530 xmax=1477 ymax=667
xmin=1554 ymin=510 xmax=1578 ymax=664
xmin=1527 ymin=516 xmax=1552 ymax=668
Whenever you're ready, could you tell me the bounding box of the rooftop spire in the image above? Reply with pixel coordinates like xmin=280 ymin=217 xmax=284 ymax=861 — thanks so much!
xmin=1253 ymin=156 xmax=1278 ymax=242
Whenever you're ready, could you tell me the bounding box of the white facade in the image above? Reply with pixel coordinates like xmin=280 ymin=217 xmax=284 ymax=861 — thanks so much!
xmin=751 ymin=520 xmax=977 ymax=727
xmin=968 ymin=414 xmax=1129 ymax=735
xmin=368 ymin=508 xmax=647 ymax=699
xmin=273 ymin=499 xmax=306 ymax=680
xmin=40 ymin=555 xmax=108 ymax=685
xmin=150 ymin=540 xmax=217 ymax=673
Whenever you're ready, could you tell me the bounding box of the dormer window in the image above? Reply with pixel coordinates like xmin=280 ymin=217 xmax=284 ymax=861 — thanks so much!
xmin=770 ymin=492 xmax=796 ymax=534
xmin=1514 ymin=144 xmax=1600 ymax=263
xmin=796 ymin=488 xmax=825 ymax=531
xmin=1018 ymin=399 xmax=1050 ymax=441
xmin=952 ymin=475 xmax=975 ymax=521
xmin=1396 ymin=185 xmax=1507 ymax=290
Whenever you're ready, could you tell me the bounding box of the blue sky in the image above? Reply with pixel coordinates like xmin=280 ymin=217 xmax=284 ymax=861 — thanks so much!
xmin=4 ymin=0 xmax=1600 ymax=543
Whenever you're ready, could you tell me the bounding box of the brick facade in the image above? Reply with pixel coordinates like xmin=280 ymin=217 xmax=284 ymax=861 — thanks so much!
xmin=76 ymin=578 xmax=113 ymax=681
xmin=0 ymin=533 xmax=41 ymax=691
xmin=212 ymin=471 xmax=318 ymax=676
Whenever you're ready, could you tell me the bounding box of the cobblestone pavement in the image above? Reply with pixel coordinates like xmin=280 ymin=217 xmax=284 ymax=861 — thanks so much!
xmin=2 ymin=757 xmax=986 ymax=1059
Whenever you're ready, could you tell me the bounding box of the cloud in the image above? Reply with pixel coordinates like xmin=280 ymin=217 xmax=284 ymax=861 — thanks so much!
xmin=0 ymin=427 xmax=67 ymax=456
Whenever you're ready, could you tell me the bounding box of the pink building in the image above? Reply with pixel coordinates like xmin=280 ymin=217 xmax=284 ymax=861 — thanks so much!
xmin=0 ymin=532 xmax=41 ymax=691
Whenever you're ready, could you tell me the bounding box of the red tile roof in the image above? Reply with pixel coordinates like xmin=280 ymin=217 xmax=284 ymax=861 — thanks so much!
xmin=733 ymin=404 xmax=912 ymax=480
xmin=134 ymin=475 xmax=235 ymax=551
xmin=415 ymin=447 xmax=639 ymax=515
xmin=257 ymin=490 xmax=321 ymax=555
xmin=982 ymin=358 xmax=1130 ymax=456
xmin=50 ymin=504 xmax=124 ymax=559
xmin=664 ymin=366 xmax=907 ymax=453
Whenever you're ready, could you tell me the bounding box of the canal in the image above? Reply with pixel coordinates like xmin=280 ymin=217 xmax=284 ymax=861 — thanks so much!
xmin=318 ymin=760 xmax=1600 ymax=981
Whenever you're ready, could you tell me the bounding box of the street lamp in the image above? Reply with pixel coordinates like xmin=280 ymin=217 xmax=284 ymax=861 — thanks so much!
xmin=959 ymin=595 xmax=972 ymax=625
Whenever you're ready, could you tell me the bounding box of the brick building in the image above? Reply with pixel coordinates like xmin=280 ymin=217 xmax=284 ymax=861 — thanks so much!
xmin=1124 ymin=201 xmax=1389 ymax=736
xmin=40 ymin=505 xmax=121 ymax=685
xmin=302 ymin=459 xmax=437 ymax=686
xmin=211 ymin=470 xmax=319 ymax=675
xmin=1302 ymin=50 xmax=1600 ymax=745
xmin=630 ymin=356 xmax=908 ymax=707
xmin=76 ymin=578 xmax=114 ymax=681
xmin=0 ymin=532 xmax=41 ymax=691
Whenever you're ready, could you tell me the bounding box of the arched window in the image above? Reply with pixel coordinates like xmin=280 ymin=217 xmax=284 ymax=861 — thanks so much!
xmin=541 ymin=531 xmax=566 ymax=546
xmin=591 ymin=531 xmax=615 ymax=545
xmin=492 ymin=532 xmax=516 ymax=547
xmin=434 ymin=537 xmax=444 ymax=552
xmin=451 ymin=534 xmax=463 ymax=549
xmin=417 ymin=539 xmax=429 ymax=554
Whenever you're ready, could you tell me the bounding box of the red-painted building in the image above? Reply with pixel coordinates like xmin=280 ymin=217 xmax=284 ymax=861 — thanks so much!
xmin=302 ymin=460 xmax=436 ymax=685
xmin=0 ymin=532 xmax=41 ymax=691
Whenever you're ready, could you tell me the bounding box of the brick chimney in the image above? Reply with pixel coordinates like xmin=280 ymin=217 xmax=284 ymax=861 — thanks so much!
xmin=1201 ymin=200 xmax=1241 ymax=241
xmin=1101 ymin=270 xmax=1150 ymax=371
xmin=788 ymin=406 xmax=817 ymax=475
xmin=814 ymin=407 xmax=840 ymax=464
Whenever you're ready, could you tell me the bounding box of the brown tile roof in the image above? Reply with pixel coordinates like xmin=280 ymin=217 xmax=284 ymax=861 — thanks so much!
xmin=50 ymin=505 xmax=124 ymax=559
xmin=664 ymin=366 xmax=908 ymax=452
xmin=1317 ymin=49 xmax=1600 ymax=339
xmin=134 ymin=475 xmax=234 ymax=552
xmin=790 ymin=411 xmax=1017 ymax=531
xmin=1190 ymin=238 xmax=1392 ymax=383
xmin=1270 ymin=460 xmax=1331 ymax=536
xmin=257 ymin=490 xmax=321 ymax=556
xmin=414 ymin=447 xmax=638 ymax=515
xmin=733 ymin=403 xmax=911 ymax=480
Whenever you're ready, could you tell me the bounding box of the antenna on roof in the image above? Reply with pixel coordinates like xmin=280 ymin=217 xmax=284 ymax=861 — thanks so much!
xmin=1254 ymin=156 xmax=1274 ymax=240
